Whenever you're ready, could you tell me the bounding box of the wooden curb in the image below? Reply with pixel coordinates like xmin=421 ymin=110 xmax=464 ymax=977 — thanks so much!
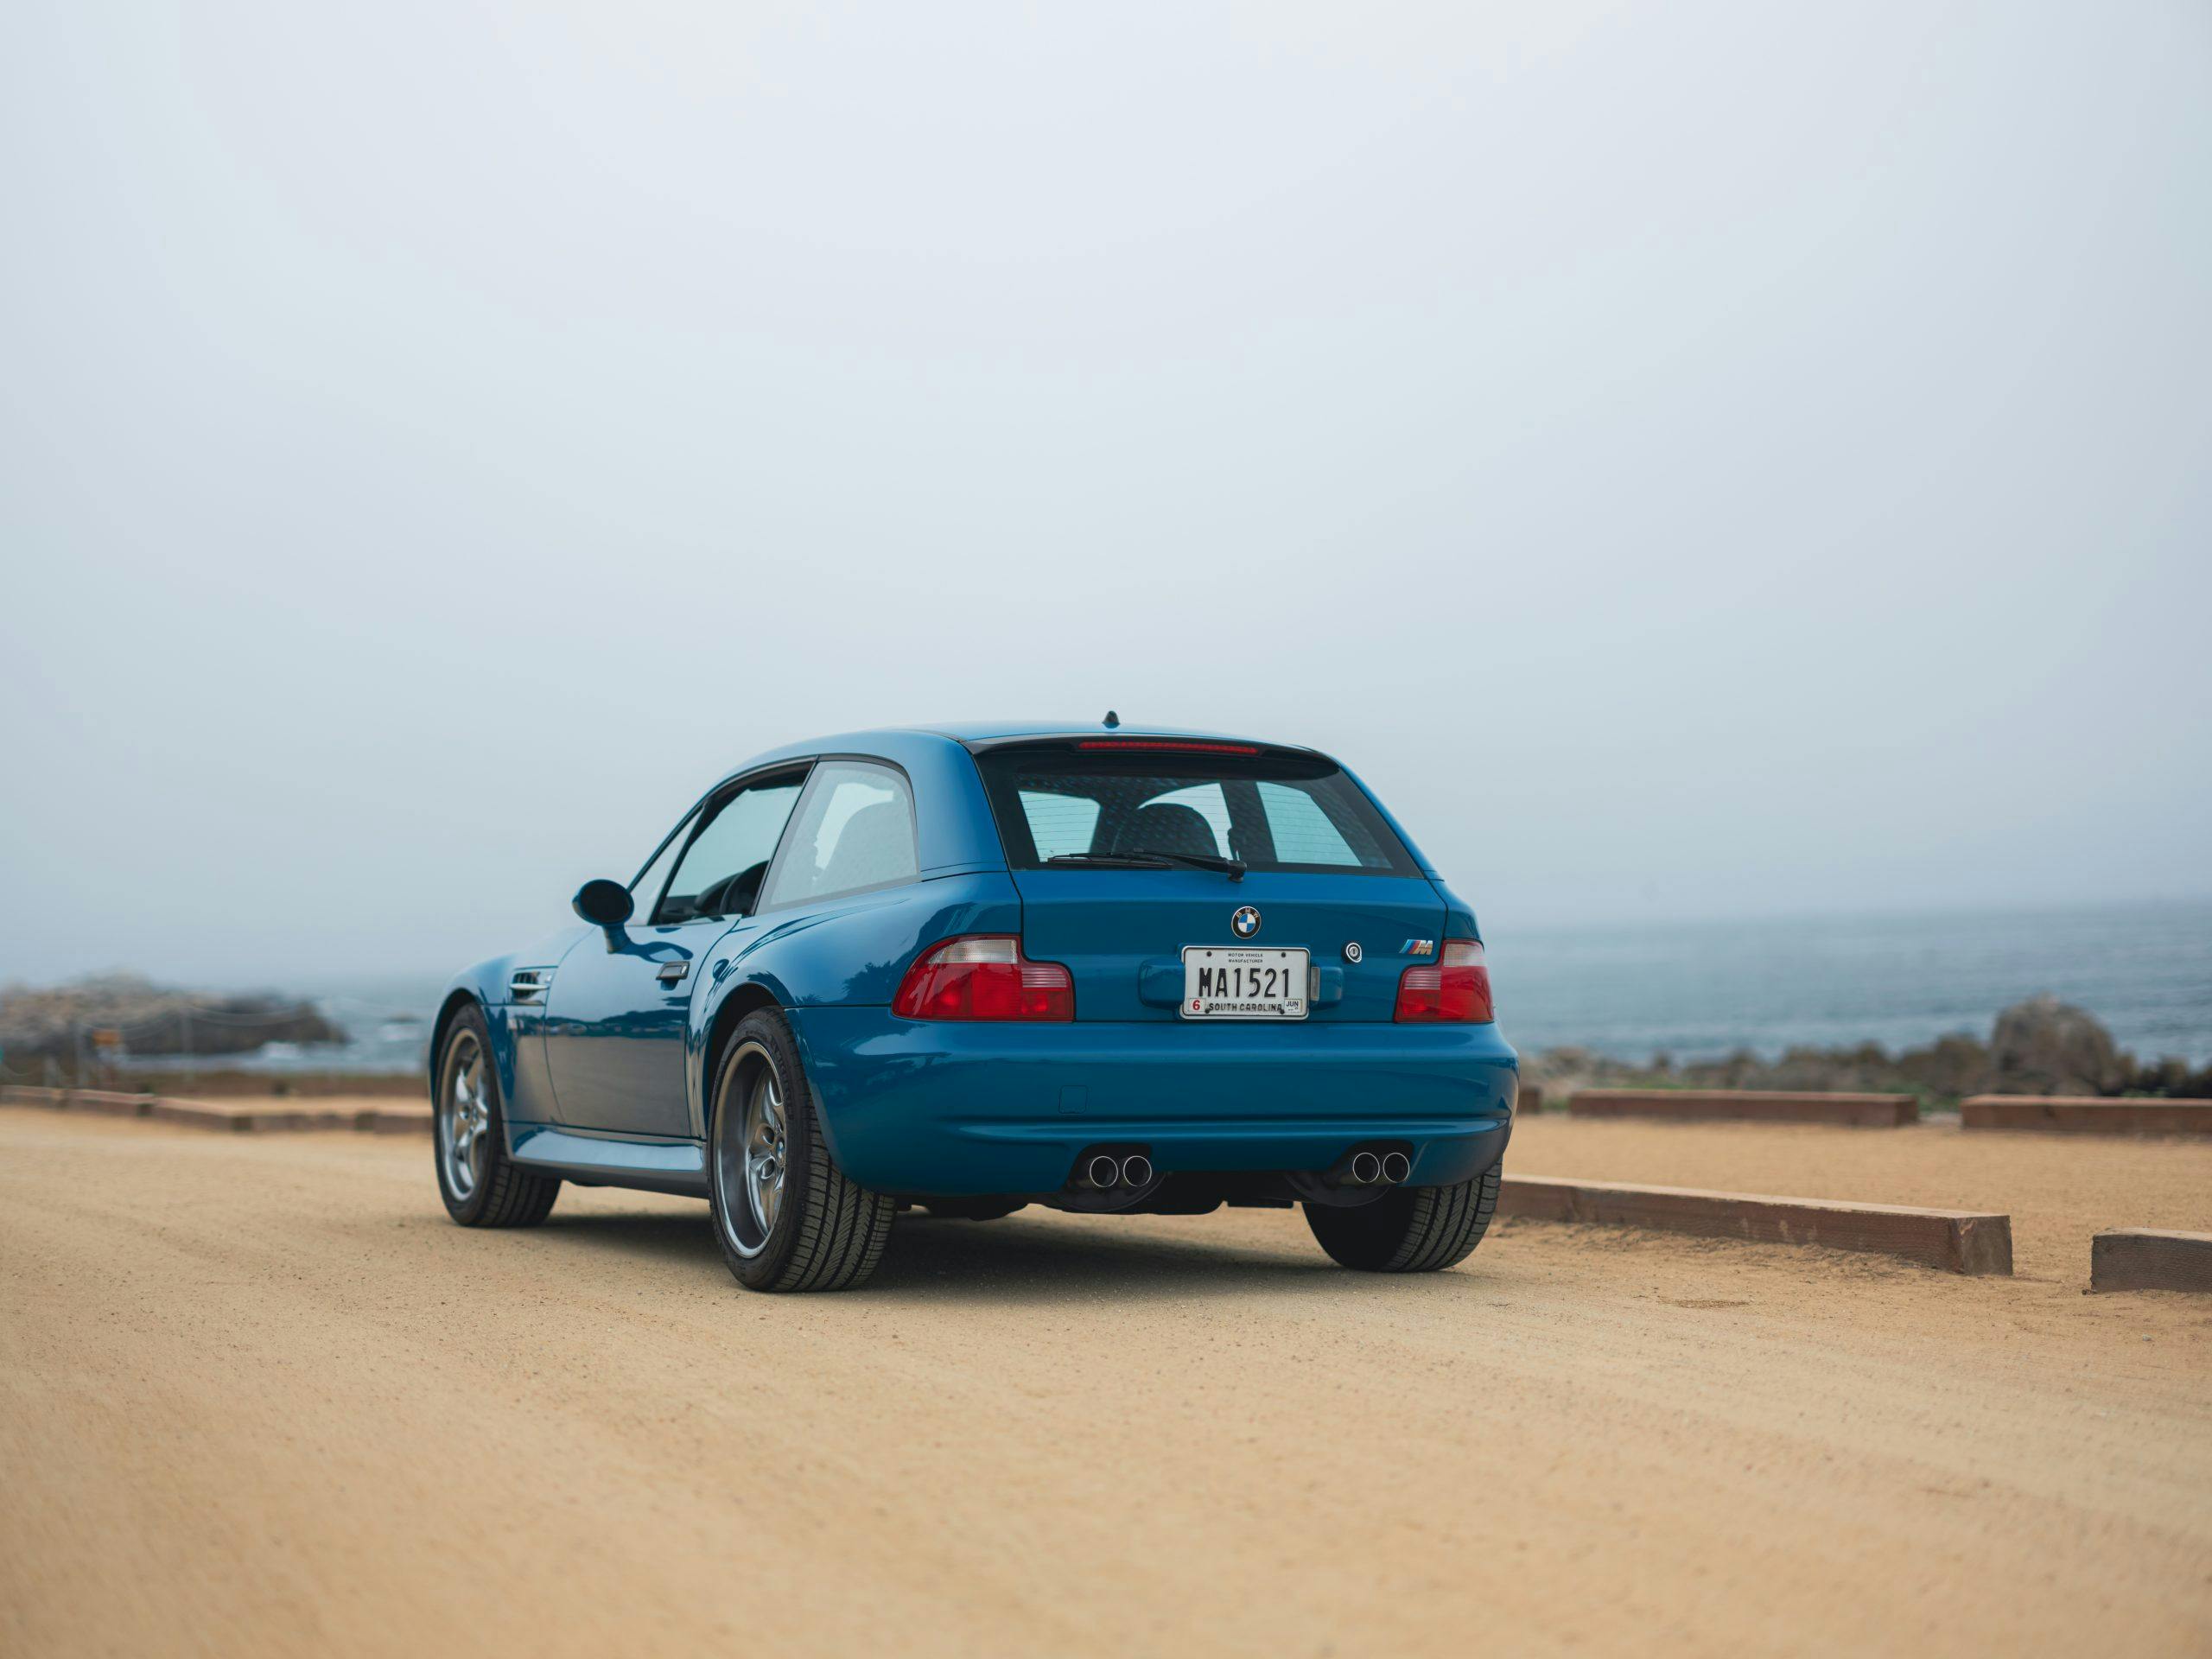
xmin=144 ymin=1099 xmax=261 ymax=1132
xmin=67 ymin=1090 xmax=155 ymax=1117
xmin=1568 ymin=1090 xmax=1918 ymax=1127
xmin=1497 ymin=1175 xmax=2012 ymax=1274
xmin=357 ymin=1106 xmax=434 ymax=1135
xmin=1961 ymin=1096 xmax=2212 ymax=1136
xmin=144 ymin=1099 xmax=362 ymax=1133
xmin=3 ymin=1089 xmax=432 ymax=1135
xmin=2090 ymin=1230 xmax=2212 ymax=1294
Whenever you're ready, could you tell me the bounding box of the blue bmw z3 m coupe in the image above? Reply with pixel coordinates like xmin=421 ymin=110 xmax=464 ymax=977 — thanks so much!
xmin=429 ymin=720 xmax=1517 ymax=1291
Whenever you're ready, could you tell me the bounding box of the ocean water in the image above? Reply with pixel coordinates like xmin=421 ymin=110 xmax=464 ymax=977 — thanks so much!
xmin=198 ymin=899 xmax=2212 ymax=1075
xmin=1488 ymin=899 xmax=2212 ymax=1066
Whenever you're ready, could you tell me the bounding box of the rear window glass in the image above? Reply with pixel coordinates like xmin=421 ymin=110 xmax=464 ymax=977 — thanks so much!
xmin=976 ymin=745 xmax=1420 ymax=876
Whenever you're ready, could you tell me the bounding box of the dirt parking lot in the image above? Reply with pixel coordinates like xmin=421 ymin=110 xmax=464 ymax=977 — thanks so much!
xmin=3 ymin=1107 xmax=2209 ymax=1657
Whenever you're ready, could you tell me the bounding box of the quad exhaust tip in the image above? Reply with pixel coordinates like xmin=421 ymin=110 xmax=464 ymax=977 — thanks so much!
xmin=1073 ymin=1151 xmax=1154 ymax=1191
xmin=1333 ymin=1147 xmax=1411 ymax=1187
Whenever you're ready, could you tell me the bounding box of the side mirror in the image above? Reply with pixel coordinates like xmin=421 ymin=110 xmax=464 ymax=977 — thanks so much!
xmin=572 ymin=879 xmax=634 ymax=928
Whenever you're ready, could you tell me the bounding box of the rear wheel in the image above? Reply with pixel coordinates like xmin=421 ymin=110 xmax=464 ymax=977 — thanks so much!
xmin=434 ymin=1006 xmax=560 ymax=1227
xmin=1304 ymin=1167 xmax=1500 ymax=1272
xmin=708 ymin=1009 xmax=895 ymax=1292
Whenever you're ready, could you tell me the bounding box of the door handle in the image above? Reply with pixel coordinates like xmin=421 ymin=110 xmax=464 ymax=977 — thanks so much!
xmin=657 ymin=960 xmax=691 ymax=985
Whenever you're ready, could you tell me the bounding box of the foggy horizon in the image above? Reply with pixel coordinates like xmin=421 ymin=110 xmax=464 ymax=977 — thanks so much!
xmin=5 ymin=0 xmax=2209 ymax=988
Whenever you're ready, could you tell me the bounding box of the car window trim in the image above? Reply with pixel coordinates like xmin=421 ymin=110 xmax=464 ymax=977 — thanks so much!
xmin=969 ymin=744 xmax=1418 ymax=877
xmin=640 ymin=760 xmax=817 ymax=927
xmin=751 ymin=754 xmax=921 ymax=916
xmin=627 ymin=806 xmax=706 ymax=924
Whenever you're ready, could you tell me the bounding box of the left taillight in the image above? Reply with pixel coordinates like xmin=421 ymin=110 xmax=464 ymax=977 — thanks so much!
xmin=1394 ymin=939 xmax=1494 ymax=1023
xmin=893 ymin=935 xmax=1075 ymax=1021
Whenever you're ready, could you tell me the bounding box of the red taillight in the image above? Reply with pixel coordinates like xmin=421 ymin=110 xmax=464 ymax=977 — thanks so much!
xmin=1394 ymin=940 xmax=1493 ymax=1023
xmin=893 ymin=936 xmax=1074 ymax=1021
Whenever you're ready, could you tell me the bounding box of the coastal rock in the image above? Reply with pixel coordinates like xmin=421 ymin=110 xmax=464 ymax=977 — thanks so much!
xmin=1987 ymin=995 xmax=2126 ymax=1096
xmin=1517 ymin=1001 xmax=2164 ymax=1107
xmin=0 ymin=975 xmax=346 ymax=1065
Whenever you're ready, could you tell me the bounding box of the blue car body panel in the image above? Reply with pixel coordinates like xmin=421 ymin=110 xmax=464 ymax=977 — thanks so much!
xmin=790 ymin=1008 xmax=1515 ymax=1196
xmin=429 ymin=724 xmax=1516 ymax=1201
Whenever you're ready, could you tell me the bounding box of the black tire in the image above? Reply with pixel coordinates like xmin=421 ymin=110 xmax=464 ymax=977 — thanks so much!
xmin=433 ymin=1004 xmax=560 ymax=1228
xmin=707 ymin=1008 xmax=894 ymax=1292
xmin=1304 ymin=1166 xmax=1501 ymax=1272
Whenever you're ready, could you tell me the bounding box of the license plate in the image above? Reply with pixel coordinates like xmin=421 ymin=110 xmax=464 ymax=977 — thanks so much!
xmin=1181 ymin=947 xmax=1310 ymax=1020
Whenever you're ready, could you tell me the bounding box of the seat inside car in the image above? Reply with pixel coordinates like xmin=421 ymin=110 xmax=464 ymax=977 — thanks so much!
xmin=814 ymin=801 xmax=914 ymax=894
xmin=1113 ymin=801 xmax=1219 ymax=857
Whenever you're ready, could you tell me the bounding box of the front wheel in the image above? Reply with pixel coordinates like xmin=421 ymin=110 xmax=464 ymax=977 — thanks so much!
xmin=708 ymin=1009 xmax=895 ymax=1292
xmin=434 ymin=1005 xmax=560 ymax=1227
xmin=1304 ymin=1167 xmax=1501 ymax=1272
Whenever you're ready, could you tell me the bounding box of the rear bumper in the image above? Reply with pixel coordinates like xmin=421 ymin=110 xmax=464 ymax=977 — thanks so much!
xmin=788 ymin=1008 xmax=1518 ymax=1197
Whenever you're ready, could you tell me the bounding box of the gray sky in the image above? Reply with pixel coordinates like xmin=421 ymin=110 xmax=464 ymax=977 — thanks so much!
xmin=3 ymin=0 xmax=2209 ymax=988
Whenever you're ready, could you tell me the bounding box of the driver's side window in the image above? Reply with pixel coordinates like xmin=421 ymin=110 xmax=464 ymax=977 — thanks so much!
xmin=652 ymin=772 xmax=806 ymax=925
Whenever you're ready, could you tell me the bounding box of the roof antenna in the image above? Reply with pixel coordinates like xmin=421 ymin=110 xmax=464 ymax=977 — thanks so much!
xmin=1102 ymin=709 xmax=1120 ymax=728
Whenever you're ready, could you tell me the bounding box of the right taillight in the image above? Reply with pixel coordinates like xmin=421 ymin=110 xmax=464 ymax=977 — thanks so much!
xmin=893 ymin=935 xmax=1075 ymax=1021
xmin=1394 ymin=939 xmax=1493 ymax=1023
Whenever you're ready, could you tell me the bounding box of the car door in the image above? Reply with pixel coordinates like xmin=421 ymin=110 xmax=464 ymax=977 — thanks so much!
xmin=542 ymin=766 xmax=809 ymax=1138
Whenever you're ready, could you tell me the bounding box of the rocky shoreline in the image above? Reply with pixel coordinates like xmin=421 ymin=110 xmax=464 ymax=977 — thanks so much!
xmin=1523 ymin=995 xmax=2212 ymax=1110
xmin=0 ymin=974 xmax=346 ymax=1071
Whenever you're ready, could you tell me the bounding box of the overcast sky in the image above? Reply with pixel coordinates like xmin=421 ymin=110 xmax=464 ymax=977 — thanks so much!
xmin=3 ymin=0 xmax=2209 ymax=988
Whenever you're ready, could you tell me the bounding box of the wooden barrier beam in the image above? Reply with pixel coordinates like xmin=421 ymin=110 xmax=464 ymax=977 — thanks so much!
xmin=144 ymin=1099 xmax=259 ymax=1132
xmin=2090 ymin=1230 xmax=2212 ymax=1294
xmin=1568 ymin=1089 xmax=1917 ymax=1127
xmin=66 ymin=1090 xmax=153 ymax=1118
xmin=7 ymin=1089 xmax=431 ymax=1135
xmin=357 ymin=1106 xmax=433 ymax=1135
xmin=1498 ymin=1175 xmax=2012 ymax=1274
xmin=1961 ymin=1096 xmax=2212 ymax=1136
xmin=143 ymin=1099 xmax=358 ymax=1132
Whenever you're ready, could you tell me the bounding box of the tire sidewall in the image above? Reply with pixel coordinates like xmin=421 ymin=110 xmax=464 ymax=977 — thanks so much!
xmin=434 ymin=1006 xmax=505 ymax=1224
xmin=707 ymin=1009 xmax=820 ymax=1291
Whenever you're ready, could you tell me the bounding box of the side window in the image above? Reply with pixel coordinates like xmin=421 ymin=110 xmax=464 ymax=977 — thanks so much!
xmin=1018 ymin=789 xmax=1101 ymax=861
xmin=1256 ymin=780 xmax=1362 ymax=867
xmin=627 ymin=810 xmax=696 ymax=920
xmin=759 ymin=761 xmax=918 ymax=909
xmin=657 ymin=776 xmax=805 ymax=923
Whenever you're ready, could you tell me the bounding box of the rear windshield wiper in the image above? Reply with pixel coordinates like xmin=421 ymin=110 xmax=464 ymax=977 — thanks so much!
xmin=1046 ymin=850 xmax=1247 ymax=882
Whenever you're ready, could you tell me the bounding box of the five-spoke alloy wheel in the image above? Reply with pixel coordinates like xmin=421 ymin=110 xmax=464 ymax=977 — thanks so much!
xmin=433 ymin=1004 xmax=560 ymax=1228
xmin=441 ymin=1030 xmax=493 ymax=1202
xmin=708 ymin=1008 xmax=894 ymax=1292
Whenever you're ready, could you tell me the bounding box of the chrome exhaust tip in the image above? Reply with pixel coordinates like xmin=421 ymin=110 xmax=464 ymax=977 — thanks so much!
xmin=1120 ymin=1154 xmax=1154 ymax=1187
xmin=1082 ymin=1153 xmax=1120 ymax=1189
xmin=1380 ymin=1150 xmax=1412 ymax=1184
xmin=1348 ymin=1150 xmax=1383 ymax=1186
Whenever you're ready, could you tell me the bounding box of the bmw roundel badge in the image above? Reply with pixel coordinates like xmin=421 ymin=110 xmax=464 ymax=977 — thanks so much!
xmin=1230 ymin=905 xmax=1262 ymax=939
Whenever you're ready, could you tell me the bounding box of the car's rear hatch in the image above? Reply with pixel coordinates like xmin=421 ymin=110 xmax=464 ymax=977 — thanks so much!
xmin=970 ymin=737 xmax=1447 ymax=1023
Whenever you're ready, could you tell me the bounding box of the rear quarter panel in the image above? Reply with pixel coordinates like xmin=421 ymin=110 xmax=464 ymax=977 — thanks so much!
xmin=684 ymin=870 xmax=1021 ymax=1144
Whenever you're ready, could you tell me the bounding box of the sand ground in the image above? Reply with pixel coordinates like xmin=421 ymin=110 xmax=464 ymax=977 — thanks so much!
xmin=1509 ymin=1113 xmax=2212 ymax=1282
xmin=3 ymin=1105 xmax=2208 ymax=1657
